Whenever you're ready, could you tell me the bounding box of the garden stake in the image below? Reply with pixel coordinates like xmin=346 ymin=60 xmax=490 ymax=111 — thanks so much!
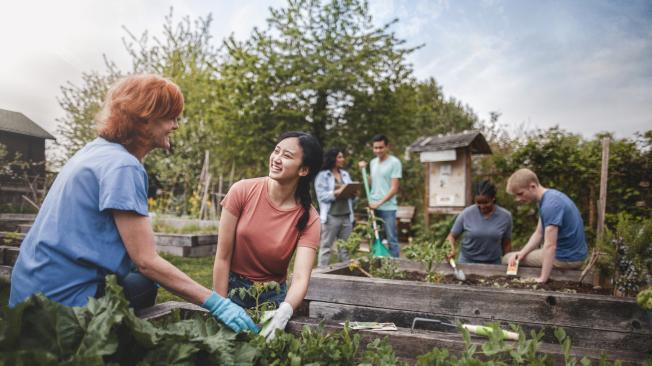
xmin=361 ymin=165 xmax=391 ymax=257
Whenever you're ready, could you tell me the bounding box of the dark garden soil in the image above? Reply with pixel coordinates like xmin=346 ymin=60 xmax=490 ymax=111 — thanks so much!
xmin=350 ymin=268 xmax=615 ymax=296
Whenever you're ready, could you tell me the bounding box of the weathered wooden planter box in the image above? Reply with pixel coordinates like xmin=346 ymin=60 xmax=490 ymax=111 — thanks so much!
xmin=5 ymin=222 xmax=218 ymax=258
xmin=137 ymin=301 xmax=648 ymax=365
xmin=305 ymin=259 xmax=651 ymax=363
xmin=0 ymin=213 xmax=35 ymax=232
xmin=154 ymin=233 xmax=217 ymax=257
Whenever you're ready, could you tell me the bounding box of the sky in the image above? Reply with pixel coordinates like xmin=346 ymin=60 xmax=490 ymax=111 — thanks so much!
xmin=1 ymin=0 xmax=651 ymax=141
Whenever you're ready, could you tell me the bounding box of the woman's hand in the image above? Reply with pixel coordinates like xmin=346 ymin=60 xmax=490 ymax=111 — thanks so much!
xmin=260 ymin=302 xmax=293 ymax=341
xmin=202 ymin=291 xmax=259 ymax=333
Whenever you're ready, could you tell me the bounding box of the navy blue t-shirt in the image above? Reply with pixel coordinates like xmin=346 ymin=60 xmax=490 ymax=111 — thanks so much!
xmin=539 ymin=189 xmax=587 ymax=262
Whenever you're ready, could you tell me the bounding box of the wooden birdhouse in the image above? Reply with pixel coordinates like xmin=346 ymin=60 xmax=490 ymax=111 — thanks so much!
xmin=406 ymin=130 xmax=492 ymax=226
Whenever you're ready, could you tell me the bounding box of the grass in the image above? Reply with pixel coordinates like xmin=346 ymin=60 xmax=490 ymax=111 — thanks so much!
xmin=156 ymin=252 xmax=214 ymax=303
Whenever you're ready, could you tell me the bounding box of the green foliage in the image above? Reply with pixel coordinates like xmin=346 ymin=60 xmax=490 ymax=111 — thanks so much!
xmin=595 ymin=214 xmax=652 ymax=296
xmin=54 ymin=61 xmax=122 ymax=164
xmin=637 ymin=286 xmax=652 ymax=310
xmin=404 ymin=215 xmax=455 ymax=282
xmin=0 ymin=278 xmax=631 ymax=365
xmin=0 ymin=275 xmax=256 ymax=366
xmin=335 ymin=223 xmax=370 ymax=260
xmin=368 ymin=257 xmax=405 ymax=280
xmin=477 ymin=126 xmax=652 ymax=245
xmin=228 ymin=281 xmax=281 ymax=324
xmin=151 ymin=221 xmax=217 ymax=234
xmin=55 ymin=1 xmax=477 ymax=218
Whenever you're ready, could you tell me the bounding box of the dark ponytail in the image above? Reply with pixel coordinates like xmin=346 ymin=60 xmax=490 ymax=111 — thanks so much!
xmin=277 ymin=131 xmax=323 ymax=232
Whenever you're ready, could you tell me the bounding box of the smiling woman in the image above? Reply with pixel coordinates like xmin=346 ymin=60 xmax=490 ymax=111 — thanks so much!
xmin=212 ymin=131 xmax=323 ymax=340
xmin=9 ymin=74 xmax=259 ymax=334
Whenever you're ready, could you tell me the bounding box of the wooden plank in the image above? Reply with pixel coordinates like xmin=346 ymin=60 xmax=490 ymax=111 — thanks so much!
xmin=305 ymin=272 xmax=650 ymax=334
xmin=154 ymin=233 xmax=217 ymax=247
xmin=287 ymin=317 xmax=648 ymax=365
xmin=155 ymin=244 xmax=216 ymax=257
xmin=308 ymin=301 xmax=651 ymax=353
xmin=323 ymin=258 xmax=590 ymax=283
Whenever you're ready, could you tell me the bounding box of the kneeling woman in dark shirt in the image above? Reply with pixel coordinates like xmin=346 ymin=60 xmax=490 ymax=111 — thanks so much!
xmin=447 ymin=180 xmax=512 ymax=264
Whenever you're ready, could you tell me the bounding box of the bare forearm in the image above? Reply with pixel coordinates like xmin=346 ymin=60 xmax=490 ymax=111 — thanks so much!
xmin=520 ymin=231 xmax=542 ymax=256
xmin=539 ymin=241 xmax=556 ymax=282
xmin=138 ymin=255 xmax=211 ymax=305
xmin=283 ymin=275 xmax=310 ymax=309
xmin=212 ymin=257 xmax=231 ymax=297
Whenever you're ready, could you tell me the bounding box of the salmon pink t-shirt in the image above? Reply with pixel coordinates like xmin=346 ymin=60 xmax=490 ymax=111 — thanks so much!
xmin=221 ymin=177 xmax=320 ymax=282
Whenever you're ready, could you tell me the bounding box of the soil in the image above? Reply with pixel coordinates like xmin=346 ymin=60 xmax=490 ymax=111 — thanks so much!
xmin=350 ymin=269 xmax=615 ymax=296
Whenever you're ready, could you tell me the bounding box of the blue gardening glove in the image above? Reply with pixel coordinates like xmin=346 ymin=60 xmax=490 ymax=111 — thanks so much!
xmin=260 ymin=302 xmax=293 ymax=341
xmin=202 ymin=291 xmax=259 ymax=333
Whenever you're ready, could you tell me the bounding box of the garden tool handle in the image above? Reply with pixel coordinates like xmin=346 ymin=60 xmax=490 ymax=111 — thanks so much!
xmin=462 ymin=324 xmax=519 ymax=341
xmin=361 ymin=166 xmax=372 ymax=199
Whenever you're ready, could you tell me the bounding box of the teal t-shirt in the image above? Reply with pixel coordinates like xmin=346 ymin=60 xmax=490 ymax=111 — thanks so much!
xmin=370 ymin=155 xmax=402 ymax=211
xmin=9 ymin=138 xmax=149 ymax=307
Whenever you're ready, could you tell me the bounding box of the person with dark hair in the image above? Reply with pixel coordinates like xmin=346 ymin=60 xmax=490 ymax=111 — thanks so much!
xmin=358 ymin=134 xmax=402 ymax=257
xmin=315 ymin=148 xmax=357 ymax=266
xmin=212 ymin=131 xmax=322 ymax=340
xmin=9 ymin=74 xmax=258 ymax=334
xmin=446 ymin=180 xmax=513 ymax=264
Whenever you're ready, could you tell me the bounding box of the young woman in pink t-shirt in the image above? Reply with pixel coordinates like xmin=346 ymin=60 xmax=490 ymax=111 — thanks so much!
xmin=212 ymin=131 xmax=322 ymax=340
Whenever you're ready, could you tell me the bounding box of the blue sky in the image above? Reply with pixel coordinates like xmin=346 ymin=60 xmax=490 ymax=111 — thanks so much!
xmin=1 ymin=0 xmax=650 ymax=139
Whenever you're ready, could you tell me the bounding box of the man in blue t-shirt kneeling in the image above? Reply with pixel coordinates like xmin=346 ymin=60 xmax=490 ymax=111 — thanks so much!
xmin=502 ymin=168 xmax=587 ymax=283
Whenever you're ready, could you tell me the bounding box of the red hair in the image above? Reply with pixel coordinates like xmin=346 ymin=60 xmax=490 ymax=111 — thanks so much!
xmin=96 ymin=74 xmax=184 ymax=145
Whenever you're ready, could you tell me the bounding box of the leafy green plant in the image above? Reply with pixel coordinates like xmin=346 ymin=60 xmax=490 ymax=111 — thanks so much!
xmin=595 ymin=214 xmax=652 ymax=296
xmin=637 ymin=286 xmax=652 ymax=310
xmin=368 ymin=257 xmax=405 ymax=280
xmin=404 ymin=215 xmax=454 ymax=282
xmin=229 ymin=281 xmax=281 ymax=324
xmin=0 ymin=278 xmax=636 ymax=366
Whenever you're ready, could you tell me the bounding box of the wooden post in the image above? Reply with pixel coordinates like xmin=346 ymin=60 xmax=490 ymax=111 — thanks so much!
xmin=580 ymin=137 xmax=610 ymax=285
xmin=596 ymin=137 xmax=610 ymax=243
xmin=464 ymin=149 xmax=472 ymax=206
xmin=423 ymin=162 xmax=430 ymax=228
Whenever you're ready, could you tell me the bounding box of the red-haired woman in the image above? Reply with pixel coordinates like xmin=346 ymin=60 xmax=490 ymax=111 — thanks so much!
xmin=9 ymin=74 xmax=257 ymax=333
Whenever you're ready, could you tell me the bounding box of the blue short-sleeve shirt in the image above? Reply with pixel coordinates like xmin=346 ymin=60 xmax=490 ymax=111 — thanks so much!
xmin=450 ymin=204 xmax=512 ymax=263
xmin=9 ymin=138 xmax=149 ymax=307
xmin=539 ymin=189 xmax=587 ymax=262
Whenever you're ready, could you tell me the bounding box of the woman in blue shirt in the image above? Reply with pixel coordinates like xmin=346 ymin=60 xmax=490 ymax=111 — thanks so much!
xmin=447 ymin=180 xmax=513 ymax=264
xmin=9 ymin=74 xmax=256 ymax=333
xmin=315 ymin=148 xmax=357 ymax=266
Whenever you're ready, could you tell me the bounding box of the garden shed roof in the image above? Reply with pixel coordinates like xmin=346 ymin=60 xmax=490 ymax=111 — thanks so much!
xmin=407 ymin=130 xmax=491 ymax=155
xmin=0 ymin=108 xmax=55 ymax=140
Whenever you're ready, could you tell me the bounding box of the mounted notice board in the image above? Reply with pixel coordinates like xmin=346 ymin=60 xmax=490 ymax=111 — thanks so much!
xmin=428 ymin=158 xmax=466 ymax=207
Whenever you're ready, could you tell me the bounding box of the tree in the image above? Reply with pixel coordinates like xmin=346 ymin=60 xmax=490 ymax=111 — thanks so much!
xmin=54 ymin=59 xmax=122 ymax=164
xmin=214 ymin=0 xmax=422 ymax=175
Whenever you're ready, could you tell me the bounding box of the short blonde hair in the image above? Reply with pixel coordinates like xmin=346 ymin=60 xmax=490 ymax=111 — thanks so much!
xmin=506 ymin=168 xmax=540 ymax=194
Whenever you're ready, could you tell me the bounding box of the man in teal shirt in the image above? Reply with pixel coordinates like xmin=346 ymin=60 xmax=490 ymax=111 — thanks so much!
xmin=359 ymin=134 xmax=402 ymax=257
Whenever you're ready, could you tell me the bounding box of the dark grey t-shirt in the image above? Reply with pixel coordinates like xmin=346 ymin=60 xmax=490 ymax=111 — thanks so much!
xmin=450 ymin=204 xmax=513 ymax=262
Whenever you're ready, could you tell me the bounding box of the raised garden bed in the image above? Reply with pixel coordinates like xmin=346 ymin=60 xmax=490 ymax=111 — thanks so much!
xmin=304 ymin=259 xmax=651 ymax=361
xmin=138 ymin=301 xmax=648 ymax=365
xmin=154 ymin=233 xmax=218 ymax=257
xmin=5 ymin=221 xmax=218 ymax=258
